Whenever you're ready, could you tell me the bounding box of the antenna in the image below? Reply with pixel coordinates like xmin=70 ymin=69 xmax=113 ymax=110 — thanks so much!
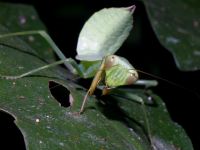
xmin=135 ymin=69 xmax=200 ymax=99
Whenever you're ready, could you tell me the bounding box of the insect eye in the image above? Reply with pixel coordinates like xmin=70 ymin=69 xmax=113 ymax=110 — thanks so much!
xmin=130 ymin=73 xmax=135 ymax=77
xmin=126 ymin=72 xmax=138 ymax=85
xmin=110 ymin=56 xmax=115 ymax=61
xmin=105 ymin=55 xmax=116 ymax=69
xmin=129 ymin=72 xmax=138 ymax=80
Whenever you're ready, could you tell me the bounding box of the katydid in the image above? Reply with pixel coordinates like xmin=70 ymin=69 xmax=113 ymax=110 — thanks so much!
xmin=0 ymin=5 xmax=159 ymax=148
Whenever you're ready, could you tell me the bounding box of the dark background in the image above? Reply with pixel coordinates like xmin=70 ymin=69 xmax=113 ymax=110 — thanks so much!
xmin=0 ymin=0 xmax=199 ymax=149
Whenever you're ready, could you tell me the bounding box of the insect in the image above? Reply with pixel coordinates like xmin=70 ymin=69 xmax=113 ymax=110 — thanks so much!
xmin=0 ymin=5 xmax=157 ymax=111
xmin=0 ymin=5 xmax=164 ymax=148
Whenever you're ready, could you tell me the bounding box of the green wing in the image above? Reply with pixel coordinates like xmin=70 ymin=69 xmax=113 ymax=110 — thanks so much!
xmin=76 ymin=6 xmax=135 ymax=61
xmin=105 ymin=55 xmax=138 ymax=87
xmin=105 ymin=65 xmax=131 ymax=87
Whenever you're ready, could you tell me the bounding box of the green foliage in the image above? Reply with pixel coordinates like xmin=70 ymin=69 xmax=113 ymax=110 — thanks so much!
xmin=143 ymin=0 xmax=200 ymax=71
xmin=0 ymin=3 xmax=194 ymax=150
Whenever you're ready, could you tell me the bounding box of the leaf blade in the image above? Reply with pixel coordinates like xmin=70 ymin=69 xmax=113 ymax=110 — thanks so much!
xmin=142 ymin=0 xmax=200 ymax=71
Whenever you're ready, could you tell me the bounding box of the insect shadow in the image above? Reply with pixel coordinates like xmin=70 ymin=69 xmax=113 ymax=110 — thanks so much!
xmin=94 ymin=88 xmax=157 ymax=140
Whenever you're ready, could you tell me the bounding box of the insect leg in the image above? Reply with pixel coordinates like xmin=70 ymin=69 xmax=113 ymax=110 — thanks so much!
xmin=79 ymin=70 xmax=103 ymax=113
xmin=79 ymin=59 xmax=106 ymax=114
xmin=0 ymin=30 xmax=83 ymax=76
xmin=0 ymin=59 xmax=78 ymax=80
xmin=135 ymin=79 xmax=158 ymax=88
xmin=130 ymin=94 xmax=154 ymax=149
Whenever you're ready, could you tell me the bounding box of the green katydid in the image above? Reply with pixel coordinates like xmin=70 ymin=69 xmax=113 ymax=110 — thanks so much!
xmin=0 ymin=5 xmax=159 ymax=148
xmin=0 ymin=5 xmax=157 ymax=110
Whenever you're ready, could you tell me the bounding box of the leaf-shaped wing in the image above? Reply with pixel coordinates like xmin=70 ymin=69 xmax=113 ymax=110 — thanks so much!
xmin=76 ymin=6 xmax=135 ymax=61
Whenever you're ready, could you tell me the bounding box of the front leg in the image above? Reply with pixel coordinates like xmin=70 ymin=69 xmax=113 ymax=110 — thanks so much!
xmin=79 ymin=58 xmax=106 ymax=113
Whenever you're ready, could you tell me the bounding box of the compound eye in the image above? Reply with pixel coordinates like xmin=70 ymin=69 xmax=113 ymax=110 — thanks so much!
xmin=108 ymin=55 xmax=115 ymax=63
xmin=125 ymin=71 xmax=139 ymax=85
xmin=111 ymin=56 xmax=115 ymax=61
xmin=130 ymin=72 xmax=138 ymax=78
xmin=105 ymin=55 xmax=116 ymax=69
xmin=130 ymin=73 xmax=134 ymax=77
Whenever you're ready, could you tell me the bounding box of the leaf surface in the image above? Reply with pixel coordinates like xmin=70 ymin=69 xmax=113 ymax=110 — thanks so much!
xmin=143 ymin=0 xmax=200 ymax=71
xmin=0 ymin=3 xmax=193 ymax=150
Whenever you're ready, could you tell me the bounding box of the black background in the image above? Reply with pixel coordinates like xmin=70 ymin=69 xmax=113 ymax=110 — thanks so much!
xmin=0 ymin=0 xmax=199 ymax=149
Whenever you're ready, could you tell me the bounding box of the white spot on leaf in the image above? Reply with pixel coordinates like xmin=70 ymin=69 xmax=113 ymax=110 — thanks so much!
xmin=193 ymin=20 xmax=199 ymax=27
xmin=152 ymin=136 xmax=178 ymax=150
xmin=193 ymin=50 xmax=200 ymax=56
xmin=166 ymin=36 xmax=180 ymax=44
xmin=28 ymin=36 xmax=35 ymax=42
xmin=19 ymin=15 xmax=26 ymax=25
xmin=18 ymin=66 xmax=24 ymax=70
xmin=147 ymin=96 xmax=152 ymax=102
xmin=46 ymin=126 xmax=51 ymax=129
xmin=18 ymin=95 xmax=25 ymax=99
xmin=59 ymin=142 xmax=64 ymax=146
xmin=35 ymin=118 xmax=40 ymax=123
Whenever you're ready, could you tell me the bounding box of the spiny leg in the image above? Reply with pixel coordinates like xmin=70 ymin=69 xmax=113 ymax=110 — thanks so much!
xmin=0 ymin=59 xmax=77 ymax=80
xmin=79 ymin=59 xmax=106 ymax=114
xmin=130 ymin=94 xmax=154 ymax=149
xmin=79 ymin=69 xmax=104 ymax=114
xmin=79 ymin=90 xmax=91 ymax=114
xmin=0 ymin=30 xmax=83 ymax=76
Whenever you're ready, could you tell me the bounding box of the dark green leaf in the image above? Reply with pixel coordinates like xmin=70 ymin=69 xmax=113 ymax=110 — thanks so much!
xmin=0 ymin=3 xmax=193 ymax=150
xmin=110 ymin=88 xmax=193 ymax=150
xmin=142 ymin=0 xmax=200 ymax=71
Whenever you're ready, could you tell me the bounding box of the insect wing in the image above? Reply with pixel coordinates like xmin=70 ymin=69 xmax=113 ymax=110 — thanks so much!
xmin=105 ymin=56 xmax=138 ymax=87
xmin=76 ymin=6 xmax=135 ymax=61
xmin=106 ymin=65 xmax=130 ymax=87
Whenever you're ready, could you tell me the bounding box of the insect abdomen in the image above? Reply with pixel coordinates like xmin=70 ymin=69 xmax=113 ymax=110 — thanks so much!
xmin=105 ymin=65 xmax=129 ymax=87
